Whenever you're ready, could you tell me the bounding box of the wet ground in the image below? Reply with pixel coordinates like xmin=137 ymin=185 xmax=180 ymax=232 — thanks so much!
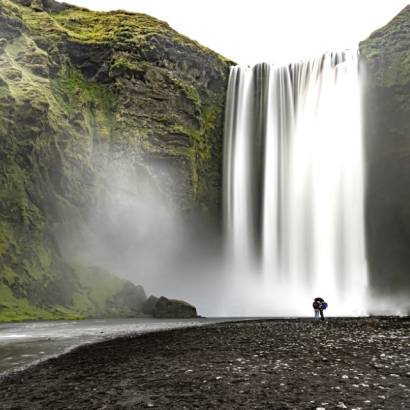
xmin=0 ymin=318 xmax=225 ymax=375
xmin=0 ymin=317 xmax=409 ymax=409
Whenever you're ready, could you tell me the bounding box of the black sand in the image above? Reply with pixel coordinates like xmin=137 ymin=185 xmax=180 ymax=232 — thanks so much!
xmin=0 ymin=318 xmax=409 ymax=409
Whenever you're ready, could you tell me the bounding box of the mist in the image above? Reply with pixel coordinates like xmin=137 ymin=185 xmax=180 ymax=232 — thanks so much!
xmin=55 ymin=155 xmax=233 ymax=315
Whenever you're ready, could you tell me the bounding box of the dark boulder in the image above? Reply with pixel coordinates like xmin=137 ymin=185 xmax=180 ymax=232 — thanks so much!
xmin=153 ymin=296 xmax=198 ymax=318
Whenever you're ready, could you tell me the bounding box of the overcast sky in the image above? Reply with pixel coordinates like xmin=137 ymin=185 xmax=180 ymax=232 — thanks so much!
xmin=58 ymin=0 xmax=408 ymax=65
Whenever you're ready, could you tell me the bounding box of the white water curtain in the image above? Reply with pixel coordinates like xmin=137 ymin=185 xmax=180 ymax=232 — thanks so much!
xmin=223 ymin=51 xmax=367 ymax=316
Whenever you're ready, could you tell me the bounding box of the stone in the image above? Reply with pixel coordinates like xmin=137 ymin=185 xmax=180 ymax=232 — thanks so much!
xmin=153 ymin=296 xmax=198 ymax=318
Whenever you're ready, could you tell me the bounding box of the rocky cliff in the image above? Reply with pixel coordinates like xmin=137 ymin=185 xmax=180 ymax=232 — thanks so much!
xmin=0 ymin=0 xmax=231 ymax=320
xmin=360 ymin=6 xmax=410 ymax=303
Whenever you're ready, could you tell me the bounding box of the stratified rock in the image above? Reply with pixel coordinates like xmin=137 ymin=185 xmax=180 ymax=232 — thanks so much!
xmin=0 ymin=0 xmax=231 ymax=321
xmin=153 ymin=296 xmax=197 ymax=318
xmin=142 ymin=295 xmax=159 ymax=315
xmin=360 ymin=6 xmax=410 ymax=302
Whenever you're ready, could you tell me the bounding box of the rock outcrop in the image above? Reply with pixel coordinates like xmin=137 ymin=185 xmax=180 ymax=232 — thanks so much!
xmin=360 ymin=6 xmax=410 ymax=302
xmin=0 ymin=0 xmax=231 ymax=320
xmin=142 ymin=295 xmax=159 ymax=315
xmin=107 ymin=281 xmax=147 ymax=316
xmin=153 ymin=296 xmax=198 ymax=318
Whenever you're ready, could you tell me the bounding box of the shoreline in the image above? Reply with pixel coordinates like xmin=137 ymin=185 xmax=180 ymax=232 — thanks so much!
xmin=0 ymin=317 xmax=407 ymax=375
xmin=0 ymin=317 xmax=409 ymax=409
xmin=0 ymin=317 xmax=227 ymax=378
xmin=1 ymin=314 xmax=407 ymax=325
xmin=0 ymin=322 xmax=214 ymax=380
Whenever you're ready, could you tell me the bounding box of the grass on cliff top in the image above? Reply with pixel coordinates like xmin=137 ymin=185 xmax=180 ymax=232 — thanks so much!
xmin=53 ymin=9 xmax=177 ymax=42
xmin=7 ymin=0 xmax=229 ymax=64
xmin=53 ymin=8 xmax=228 ymax=61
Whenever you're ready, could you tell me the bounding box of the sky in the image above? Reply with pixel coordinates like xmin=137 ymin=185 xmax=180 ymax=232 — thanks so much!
xmin=57 ymin=0 xmax=408 ymax=65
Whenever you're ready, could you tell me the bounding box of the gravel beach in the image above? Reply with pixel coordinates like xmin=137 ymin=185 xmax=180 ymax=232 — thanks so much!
xmin=0 ymin=318 xmax=409 ymax=409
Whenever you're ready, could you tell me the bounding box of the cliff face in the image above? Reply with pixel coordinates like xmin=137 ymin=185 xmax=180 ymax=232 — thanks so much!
xmin=0 ymin=0 xmax=231 ymax=320
xmin=360 ymin=6 xmax=410 ymax=300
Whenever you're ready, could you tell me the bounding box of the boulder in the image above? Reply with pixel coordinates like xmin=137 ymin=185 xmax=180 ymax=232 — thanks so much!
xmin=153 ymin=296 xmax=198 ymax=318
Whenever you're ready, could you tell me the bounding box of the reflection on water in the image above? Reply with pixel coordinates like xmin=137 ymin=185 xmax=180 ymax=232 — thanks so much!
xmin=0 ymin=318 xmax=225 ymax=375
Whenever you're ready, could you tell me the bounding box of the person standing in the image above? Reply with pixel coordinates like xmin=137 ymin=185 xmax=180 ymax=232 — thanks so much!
xmin=312 ymin=297 xmax=327 ymax=321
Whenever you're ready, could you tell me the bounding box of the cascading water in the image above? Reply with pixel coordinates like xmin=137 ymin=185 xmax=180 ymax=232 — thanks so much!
xmin=223 ymin=50 xmax=368 ymax=316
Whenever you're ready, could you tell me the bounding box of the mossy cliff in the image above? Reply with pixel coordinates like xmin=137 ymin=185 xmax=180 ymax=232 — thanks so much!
xmin=0 ymin=0 xmax=231 ymax=321
xmin=360 ymin=6 xmax=410 ymax=300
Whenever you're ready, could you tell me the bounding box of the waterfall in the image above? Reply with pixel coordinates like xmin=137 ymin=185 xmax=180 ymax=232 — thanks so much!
xmin=223 ymin=51 xmax=368 ymax=316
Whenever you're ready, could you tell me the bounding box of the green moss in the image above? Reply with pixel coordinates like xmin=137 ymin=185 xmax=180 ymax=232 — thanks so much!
xmin=52 ymin=65 xmax=112 ymax=113
xmin=53 ymin=9 xmax=172 ymax=43
xmin=71 ymin=264 xmax=126 ymax=313
xmin=5 ymin=0 xmax=217 ymax=61
xmin=0 ymin=261 xmax=137 ymax=321
xmin=0 ymin=222 xmax=14 ymax=257
xmin=178 ymin=81 xmax=202 ymax=113
xmin=21 ymin=243 xmax=52 ymax=280
xmin=51 ymin=64 xmax=114 ymax=141
xmin=52 ymin=8 xmax=223 ymax=59
xmin=110 ymin=56 xmax=131 ymax=71
xmin=2 ymin=265 xmax=16 ymax=284
xmin=0 ymin=283 xmax=78 ymax=322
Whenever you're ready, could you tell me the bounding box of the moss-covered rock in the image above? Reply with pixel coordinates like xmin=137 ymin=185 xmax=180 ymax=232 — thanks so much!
xmin=0 ymin=0 xmax=232 ymax=321
xmin=153 ymin=296 xmax=197 ymax=318
xmin=360 ymin=5 xmax=410 ymax=299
